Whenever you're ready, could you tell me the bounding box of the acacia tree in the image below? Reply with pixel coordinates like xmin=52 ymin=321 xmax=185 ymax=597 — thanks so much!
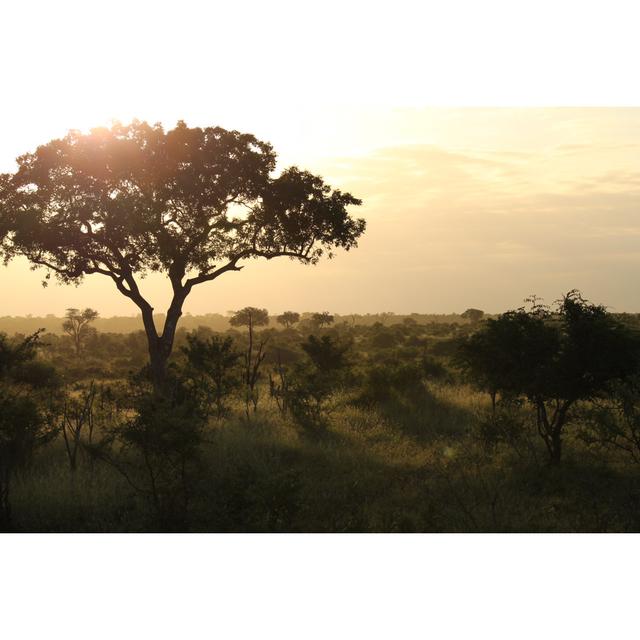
xmin=277 ymin=311 xmax=300 ymax=329
xmin=62 ymin=307 xmax=99 ymax=356
xmin=312 ymin=311 xmax=334 ymax=328
xmin=461 ymin=308 xmax=484 ymax=323
xmin=0 ymin=121 xmax=365 ymax=390
xmin=229 ymin=307 xmax=270 ymax=414
xmin=59 ymin=381 xmax=97 ymax=474
xmin=460 ymin=291 xmax=640 ymax=463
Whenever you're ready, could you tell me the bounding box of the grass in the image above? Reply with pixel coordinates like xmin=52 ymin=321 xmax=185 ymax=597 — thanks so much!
xmin=7 ymin=383 xmax=640 ymax=532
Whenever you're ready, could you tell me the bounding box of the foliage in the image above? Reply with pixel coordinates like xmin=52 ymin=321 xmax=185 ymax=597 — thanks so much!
xmin=369 ymin=325 xmax=400 ymax=349
xmin=421 ymin=354 xmax=449 ymax=382
xmin=229 ymin=307 xmax=269 ymax=329
xmin=0 ymin=331 xmax=58 ymax=529
xmin=311 ymin=311 xmax=334 ymax=328
xmin=301 ymin=334 xmax=351 ymax=372
xmin=110 ymin=372 xmax=208 ymax=530
xmin=62 ymin=307 xmax=99 ymax=356
xmin=287 ymin=335 xmax=353 ymax=429
xmin=578 ymin=376 xmax=640 ymax=464
xmin=0 ymin=121 xmax=365 ymax=388
xmin=276 ymin=311 xmax=300 ymax=328
xmin=181 ymin=333 xmax=242 ymax=418
xmin=230 ymin=308 xmax=270 ymax=415
xmin=5 ymin=290 xmax=640 ymax=532
xmin=460 ymin=291 xmax=640 ymax=462
xmin=58 ymin=381 xmax=98 ymax=473
xmin=357 ymin=360 xmax=425 ymax=407
xmin=461 ymin=308 xmax=484 ymax=322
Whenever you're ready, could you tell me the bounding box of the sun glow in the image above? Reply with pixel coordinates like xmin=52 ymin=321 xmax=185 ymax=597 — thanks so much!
xmin=2 ymin=2 xmax=640 ymax=316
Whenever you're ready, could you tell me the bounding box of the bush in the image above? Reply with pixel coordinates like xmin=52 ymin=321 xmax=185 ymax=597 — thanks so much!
xmin=181 ymin=333 xmax=242 ymax=418
xmin=357 ymin=360 xmax=424 ymax=407
xmin=286 ymin=335 xmax=353 ymax=430
xmin=101 ymin=371 xmax=208 ymax=530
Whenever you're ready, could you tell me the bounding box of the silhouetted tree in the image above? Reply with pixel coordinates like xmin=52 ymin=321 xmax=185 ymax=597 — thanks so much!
xmin=0 ymin=121 xmax=365 ymax=391
xmin=230 ymin=307 xmax=270 ymax=415
xmin=301 ymin=334 xmax=351 ymax=372
xmin=312 ymin=311 xmax=334 ymax=328
xmin=461 ymin=308 xmax=484 ymax=323
xmin=230 ymin=307 xmax=269 ymax=330
xmin=277 ymin=311 xmax=300 ymax=329
xmin=458 ymin=310 xmax=530 ymax=411
xmin=62 ymin=308 xmax=99 ymax=356
xmin=460 ymin=291 xmax=640 ymax=463
xmin=181 ymin=333 xmax=241 ymax=418
xmin=58 ymin=382 xmax=97 ymax=473
xmin=287 ymin=335 xmax=352 ymax=429
xmin=269 ymin=349 xmax=291 ymax=415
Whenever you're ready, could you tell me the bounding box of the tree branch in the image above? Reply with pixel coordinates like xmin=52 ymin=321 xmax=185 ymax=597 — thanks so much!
xmin=184 ymin=257 xmax=244 ymax=289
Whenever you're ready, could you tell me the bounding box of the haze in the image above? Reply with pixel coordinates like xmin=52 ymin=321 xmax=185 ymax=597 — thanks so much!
xmin=2 ymin=2 xmax=639 ymax=315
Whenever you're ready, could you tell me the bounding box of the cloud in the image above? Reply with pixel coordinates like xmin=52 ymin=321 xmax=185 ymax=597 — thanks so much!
xmin=309 ymin=139 xmax=640 ymax=311
xmin=554 ymin=142 xmax=640 ymax=155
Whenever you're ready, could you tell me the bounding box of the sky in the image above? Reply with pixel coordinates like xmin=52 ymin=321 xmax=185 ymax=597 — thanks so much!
xmin=1 ymin=1 xmax=639 ymax=316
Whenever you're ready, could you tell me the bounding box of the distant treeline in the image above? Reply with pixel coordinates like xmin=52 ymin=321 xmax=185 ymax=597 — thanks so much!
xmin=0 ymin=312 xmax=474 ymax=335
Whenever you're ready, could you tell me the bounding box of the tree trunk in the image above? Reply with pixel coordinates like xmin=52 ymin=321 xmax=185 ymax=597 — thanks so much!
xmin=548 ymin=403 xmax=571 ymax=465
xmin=550 ymin=429 xmax=562 ymax=465
xmin=0 ymin=469 xmax=11 ymax=531
xmin=147 ymin=340 xmax=169 ymax=392
xmin=143 ymin=291 xmax=187 ymax=393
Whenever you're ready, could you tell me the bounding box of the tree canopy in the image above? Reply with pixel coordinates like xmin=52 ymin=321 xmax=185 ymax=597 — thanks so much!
xmin=0 ymin=121 xmax=364 ymax=286
xmin=312 ymin=311 xmax=334 ymax=327
xmin=277 ymin=311 xmax=300 ymax=328
xmin=461 ymin=308 xmax=484 ymax=323
xmin=229 ymin=307 xmax=269 ymax=329
xmin=62 ymin=307 xmax=99 ymax=356
xmin=460 ymin=291 xmax=640 ymax=462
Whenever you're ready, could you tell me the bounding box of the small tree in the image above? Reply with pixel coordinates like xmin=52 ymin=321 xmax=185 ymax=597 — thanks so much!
xmin=269 ymin=349 xmax=291 ymax=415
xmin=457 ymin=306 xmax=543 ymax=412
xmin=59 ymin=381 xmax=98 ymax=474
xmin=181 ymin=333 xmax=242 ymax=418
xmin=460 ymin=291 xmax=640 ymax=463
xmin=287 ymin=335 xmax=352 ymax=429
xmin=277 ymin=311 xmax=300 ymax=329
xmin=312 ymin=311 xmax=334 ymax=328
xmin=461 ymin=308 xmax=484 ymax=323
xmin=301 ymin=334 xmax=351 ymax=372
xmin=62 ymin=308 xmax=99 ymax=356
xmin=230 ymin=307 xmax=270 ymax=415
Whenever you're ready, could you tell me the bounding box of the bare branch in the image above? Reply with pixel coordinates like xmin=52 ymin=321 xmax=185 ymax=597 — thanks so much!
xmin=184 ymin=257 xmax=244 ymax=289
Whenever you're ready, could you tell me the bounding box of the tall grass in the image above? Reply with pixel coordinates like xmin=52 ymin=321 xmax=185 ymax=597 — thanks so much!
xmin=8 ymin=384 xmax=640 ymax=532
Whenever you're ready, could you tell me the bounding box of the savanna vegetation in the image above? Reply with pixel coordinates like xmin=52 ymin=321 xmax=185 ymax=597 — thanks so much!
xmin=2 ymin=121 xmax=640 ymax=532
xmin=0 ymin=292 xmax=639 ymax=532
